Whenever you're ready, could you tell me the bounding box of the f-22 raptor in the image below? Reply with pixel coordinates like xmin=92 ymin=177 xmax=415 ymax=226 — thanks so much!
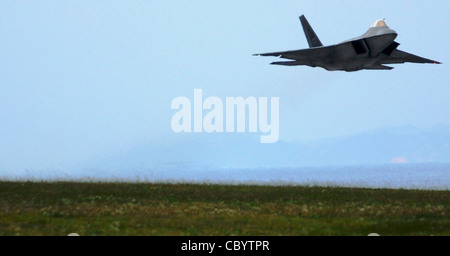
xmin=254 ymin=15 xmax=441 ymax=71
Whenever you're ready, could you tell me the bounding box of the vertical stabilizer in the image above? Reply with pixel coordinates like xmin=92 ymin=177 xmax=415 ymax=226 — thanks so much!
xmin=299 ymin=15 xmax=323 ymax=48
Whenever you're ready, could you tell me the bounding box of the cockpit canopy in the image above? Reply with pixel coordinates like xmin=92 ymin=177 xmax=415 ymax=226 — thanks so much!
xmin=370 ymin=19 xmax=389 ymax=28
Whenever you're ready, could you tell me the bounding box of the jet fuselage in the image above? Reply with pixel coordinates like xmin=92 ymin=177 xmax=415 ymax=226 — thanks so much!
xmin=254 ymin=16 xmax=440 ymax=72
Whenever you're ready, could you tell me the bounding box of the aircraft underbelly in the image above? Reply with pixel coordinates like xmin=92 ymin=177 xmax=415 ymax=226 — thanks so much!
xmin=364 ymin=33 xmax=397 ymax=57
xmin=324 ymin=34 xmax=397 ymax=71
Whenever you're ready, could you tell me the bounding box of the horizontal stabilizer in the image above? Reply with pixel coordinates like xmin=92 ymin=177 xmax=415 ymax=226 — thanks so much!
xmin=300 ymin=15 xmax=323 ymax=48
xmin=271 ymin=61 xmax=303 ymax=66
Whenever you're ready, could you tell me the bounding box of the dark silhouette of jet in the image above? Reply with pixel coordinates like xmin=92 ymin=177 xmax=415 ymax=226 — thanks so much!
xmin=254 ymin=15 xmax=441 ymax=72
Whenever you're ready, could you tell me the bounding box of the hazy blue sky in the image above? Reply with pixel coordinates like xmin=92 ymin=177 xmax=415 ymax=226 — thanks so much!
xmin=0 ymin=1 xmax=449 ymax=173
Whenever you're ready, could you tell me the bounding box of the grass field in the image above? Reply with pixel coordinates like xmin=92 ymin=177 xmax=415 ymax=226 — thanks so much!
xmin=0 ymin=181 xmax=448 ymax=236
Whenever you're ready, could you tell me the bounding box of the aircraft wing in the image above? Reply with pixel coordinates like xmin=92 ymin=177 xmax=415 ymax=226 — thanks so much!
xmin=253 ymin=45 xmax=340 ymax=66
xmin=254 ymin=46 xmax=331 ymax=59
xmin=381 ymin=49 xmax=441 ymax=64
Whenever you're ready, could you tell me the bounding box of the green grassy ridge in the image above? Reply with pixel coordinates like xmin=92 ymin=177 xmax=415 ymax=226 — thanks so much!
xmin=0 ymin=181 xmax=448 ymax=235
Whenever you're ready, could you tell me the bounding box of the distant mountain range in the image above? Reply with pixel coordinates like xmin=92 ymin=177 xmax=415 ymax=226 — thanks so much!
xmin=87 ymin=125 xmax=450 ymax=170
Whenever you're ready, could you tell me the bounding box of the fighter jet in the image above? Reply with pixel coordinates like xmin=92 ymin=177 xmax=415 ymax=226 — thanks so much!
xmin=254 ymin=15 xmax=441 ymax=71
